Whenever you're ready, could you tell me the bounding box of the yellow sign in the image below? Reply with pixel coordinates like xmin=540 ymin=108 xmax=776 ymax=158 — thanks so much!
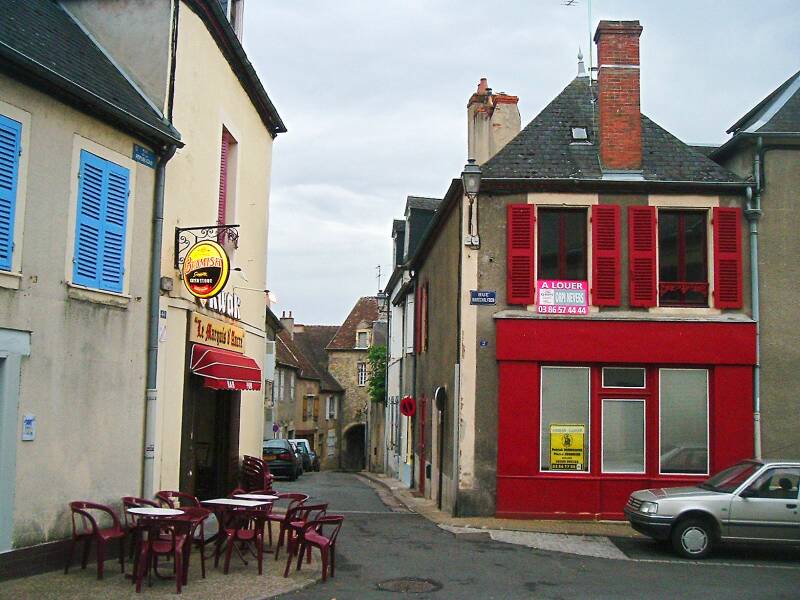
xmin=182 ymin=240 xmax=230 ymax=299
xmin=189 ymin=312 xmax=245 ymax=353
xmin=549 ymin=424 xmax=585 ymax=471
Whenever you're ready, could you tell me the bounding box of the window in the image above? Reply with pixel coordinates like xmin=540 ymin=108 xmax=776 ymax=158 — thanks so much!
xmin=571 ymin=126 xmax=589 ymax=142
xmin=404 ymin=294 xmax=415 ymax=354
xmin=538 ymin=208 xmax=587 ymax=281
xmin=658 ymin=210 xmax=708 ymax=306
xmin=742 ymin=468 xmax=800 ymax=500
xmin=356 ymin=330 xmax=369 ymax=349
xmin=217 ymin=128 xmax=237 ymax=250
xmin=288 ymin=371 xmax=295 ymax=399
xmin=602 ymin=368 xmax=646 ymax=388
xmin=313 ymin=397 xmax=320 ymax=421
xmin=0 ymin=114 xmax=22 ymax=271
xmin=357 ymin=362 xmax=368 ymax=386
xmin=326 ymin=395 xmax=337 ymax=420
xmin=660 ymin=369 xmax=708 ymax=474
xmin=416 ymin=281 xmax=429 ymax=354
xmin=540 ymin=366 xmax=590 ymax=472
xmin=303 ymin=395 xmax=314 ymax=420
xmin=602 ymin=400 xmax=645 ymax=473
xmin=72 ymin=150 xmax=130 ymax=293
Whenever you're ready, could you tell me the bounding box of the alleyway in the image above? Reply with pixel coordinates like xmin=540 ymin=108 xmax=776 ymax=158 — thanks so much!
xmin=280 ymin=472 xmax=800 ymax=600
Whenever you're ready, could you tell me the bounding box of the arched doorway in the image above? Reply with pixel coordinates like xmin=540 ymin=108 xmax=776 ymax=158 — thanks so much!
xmin=342 ymin=423 xmax=365 ymax=471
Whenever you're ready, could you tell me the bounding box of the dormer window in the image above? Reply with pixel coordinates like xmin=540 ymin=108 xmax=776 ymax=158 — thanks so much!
xmin=571 ymin=127 xmax=589 ymax=142
xmin=356 ymin=330 xmax=369 ymax=349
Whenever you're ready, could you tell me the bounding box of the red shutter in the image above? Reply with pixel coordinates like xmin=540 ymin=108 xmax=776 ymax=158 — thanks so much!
xmin=713 ymin=207 xmax=743 ymax=309
xmin=591 ymin=205 xmax=621 ymax=306
xmin=628 ymin=205 xmax=657 ymax=307
xmin=218 ymin=130 xmax=230 ymax=226
xmin=506 ymin=204 xmax=536 ymax=305
xmin=414 ymin=282 xmax=422 ymax=355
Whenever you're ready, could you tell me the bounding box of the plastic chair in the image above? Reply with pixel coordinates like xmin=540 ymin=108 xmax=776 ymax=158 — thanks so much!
xmin=122 ymin=497 xmax=159 ymax=559
xmin=64 ymin=501 xmax=126 ymax=580
xmin=282 ymin=503 xmax=328 ymax=577
xmin=134 ymin=517 xmax=192 ymax=594
xmin=155 ymin=490 xmax=200 ymax=509
xmin=221 ymin=506 xmax=271 ymax=575
xmin=241 ymin=455 xmax=274 ymax=492
xmin=269 ymin=493 xmax=310 ymax=556
xmin=155 ymin=490 xmax=209 ymax=579
xmin=295 ymin=516 xmax=344 ymax=582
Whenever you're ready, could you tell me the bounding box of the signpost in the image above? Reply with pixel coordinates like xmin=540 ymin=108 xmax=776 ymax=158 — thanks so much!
xmin=549 ymin=424 xmax=585 ymax=470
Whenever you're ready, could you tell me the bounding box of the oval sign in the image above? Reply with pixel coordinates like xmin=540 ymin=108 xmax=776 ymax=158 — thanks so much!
xmin=182 ymin=240 xmax=230 ymax=299
xmin=399 ymin=395 xmax=416 ymax=417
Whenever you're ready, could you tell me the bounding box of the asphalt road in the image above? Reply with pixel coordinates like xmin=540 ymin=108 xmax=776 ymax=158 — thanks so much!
xmin=274 ymin=471 xmax=800 ymax=600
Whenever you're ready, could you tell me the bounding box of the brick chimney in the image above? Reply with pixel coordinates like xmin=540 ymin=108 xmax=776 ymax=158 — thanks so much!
xmin=467 ymin=78 xmax=520 ymax=165
xmin=280 ymin=310 xmax=294 ymax=339
xmin=594 ymin=20 xmax=643 ymax=171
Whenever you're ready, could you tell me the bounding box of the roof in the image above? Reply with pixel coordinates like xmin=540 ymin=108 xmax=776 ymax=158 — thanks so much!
xmin=0 ymin=0 xmax=181 ymax=147
xmin=392 ymin=219 xmax=406 ymax=235
xmin=327 ymin=296 xmax=381 ymax=350
xmin=406 ymin=196 xmax=442 ymax=213
xmin=293 ymin=326 xmax=343 ymax=392
xmin=275 ymin=332 xmax=301 ymax=371
xmin=688 ymin=144 xmax=719 ymax=158
xmin=727 ymin=69 xmax=800 ymax=135
xmin=481 ymin=77 xmax=743 ymax=185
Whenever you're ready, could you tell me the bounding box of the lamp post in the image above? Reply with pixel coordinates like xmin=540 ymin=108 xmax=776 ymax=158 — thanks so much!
xmin=461 ymin=159 xmax=482 ymax=248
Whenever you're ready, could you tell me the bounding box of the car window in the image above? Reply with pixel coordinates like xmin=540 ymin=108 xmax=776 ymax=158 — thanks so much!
xmin=743 ymin=468 xmax=800 ymax=500
xmin=704 ymin=461 xmax=760 ymax=493
xmin=265 ymin=440 xmax=286 ymax=449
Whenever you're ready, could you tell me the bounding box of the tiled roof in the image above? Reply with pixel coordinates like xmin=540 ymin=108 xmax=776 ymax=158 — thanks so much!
xmin=0 ymin=0 xmax=180 ymax=145
xmin=327 ymin=296 xmax=381 ymax=350
xmin=727 ymin=69 xmax=800 ymax=135
xmin=293 ymin=326 xmax=343 ymax=392
xmin=481 ymin=77 xmax=743 ymax=184
xmin=276 ymin=332 xmax=301 ymax=370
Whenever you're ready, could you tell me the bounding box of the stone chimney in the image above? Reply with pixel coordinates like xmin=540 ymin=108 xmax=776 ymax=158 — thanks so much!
xmin=280 ymin=310 xmax=294 ymax=339
xmin=467 ymin=78 xmax=520 ymax=165
xmin=594 ymin=20 xmax=643 ymax=171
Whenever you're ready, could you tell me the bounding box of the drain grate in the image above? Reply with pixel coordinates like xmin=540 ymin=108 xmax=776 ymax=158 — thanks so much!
xmin=377 ymin=578 xmax=442 ymax=593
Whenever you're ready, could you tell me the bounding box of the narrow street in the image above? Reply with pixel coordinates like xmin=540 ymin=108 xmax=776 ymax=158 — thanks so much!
xmin=278 ymin=472 xmax=799 ymax=600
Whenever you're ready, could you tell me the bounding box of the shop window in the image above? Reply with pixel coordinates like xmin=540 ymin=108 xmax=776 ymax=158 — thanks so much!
xmin=357 ymin=362 xmax=367 ymax=386
xmin=537 ymin=208 xmax=587 ymax=281
xmin=602 ymin=400 xmax=645 ymax=473
xmin=660 ymin=369 xmax=709 ymax=474
xmin=602 ymin=367 xmax=646 ymax=388
xmin=540 ymin=366 xmax=590 ymax=472
xmin=658 ymin=210 xmax=708 ymax=307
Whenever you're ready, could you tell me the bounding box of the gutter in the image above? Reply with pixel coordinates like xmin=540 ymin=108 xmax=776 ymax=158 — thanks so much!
xmin=142 ymin=143 xmax=177 ymax=498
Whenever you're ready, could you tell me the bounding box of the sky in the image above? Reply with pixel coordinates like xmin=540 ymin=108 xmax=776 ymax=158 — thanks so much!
xmin=242 ymin=0 xmax=799 ymax=325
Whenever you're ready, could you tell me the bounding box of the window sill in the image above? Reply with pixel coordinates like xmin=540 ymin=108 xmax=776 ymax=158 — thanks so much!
xmin=0 ymin=270 xmax=22 ymax=290
xmin=67 ymin=283 xmax=131 ymax=308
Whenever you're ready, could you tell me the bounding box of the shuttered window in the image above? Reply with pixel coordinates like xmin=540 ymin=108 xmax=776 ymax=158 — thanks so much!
xmin=713 ymin=207 xmax=743 ymax=309
xmin=628 ymin=206 xmax=657 ymax=307
xmin=0 ymin=114 xmax=22 ymax=271
xmin=658 ymin=210 xmax=709 ymax=307
xmin=506 ymin=204 xmax=536 ymax=305
xmin=72 ymin=150 xmax=130 ymax=293
xmin=591 ymin=205 xmax=620 ymax=306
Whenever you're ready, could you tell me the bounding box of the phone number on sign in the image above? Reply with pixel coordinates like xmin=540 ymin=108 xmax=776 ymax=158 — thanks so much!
xmin=536 ymin=305 xmax=588 ymax=315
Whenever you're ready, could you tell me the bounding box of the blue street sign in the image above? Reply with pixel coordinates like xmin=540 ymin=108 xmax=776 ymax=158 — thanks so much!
xmin=470 ymin=290 xmax=496 ymax=305
xmin=133 ymin=144 xmax=157 ymax=168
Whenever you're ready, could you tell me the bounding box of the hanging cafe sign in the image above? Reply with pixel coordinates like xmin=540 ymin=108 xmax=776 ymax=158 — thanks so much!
xmin=181 ymin=240 xmax=230 ymax=299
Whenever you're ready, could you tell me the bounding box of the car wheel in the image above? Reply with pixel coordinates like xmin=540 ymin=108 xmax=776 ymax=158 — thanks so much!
xmin=671 ymin=518 xmax=714 ymax=559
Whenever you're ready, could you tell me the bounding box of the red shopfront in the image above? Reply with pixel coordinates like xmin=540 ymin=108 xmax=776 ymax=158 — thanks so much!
xmin=496 ymin=317 xmax=756 ymax=520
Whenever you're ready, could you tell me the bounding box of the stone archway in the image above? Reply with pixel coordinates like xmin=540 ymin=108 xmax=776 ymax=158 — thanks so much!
xmin=342 ymin=423 xmax=365 ymax=471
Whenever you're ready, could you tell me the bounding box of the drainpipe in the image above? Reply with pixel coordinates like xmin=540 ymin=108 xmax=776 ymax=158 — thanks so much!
xmin=744 ymin=179 xmax=761 ymax=459
xmin=143 ymin=144 xmax=177 ymax=498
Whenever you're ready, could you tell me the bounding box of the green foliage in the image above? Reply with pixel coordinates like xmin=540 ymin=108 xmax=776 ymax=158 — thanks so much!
xmin=367 ymin=344 xmax=387 ymax=404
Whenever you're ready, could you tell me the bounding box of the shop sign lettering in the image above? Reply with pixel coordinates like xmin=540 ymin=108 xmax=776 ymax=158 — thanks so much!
xmin=537 ymin=280 xmax=588 ymax=315
xmin=207 ymin=290 xmax=241 ymax=320
xmin=190 ymin=312 xmax=245 ymax=353
xmin=549 ymin=424 xmax=585 ymax=470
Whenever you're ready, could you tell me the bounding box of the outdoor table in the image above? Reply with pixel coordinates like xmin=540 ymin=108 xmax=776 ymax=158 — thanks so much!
xmin=201 ymin=498 xmax=273 ymax=564
xmin=125 ymin=507 xmax=194 ymax=588
xmin=234 ymin=494 xmax=280 ymax=501
xmin=127 ymin=507 xmax=184 ymax=517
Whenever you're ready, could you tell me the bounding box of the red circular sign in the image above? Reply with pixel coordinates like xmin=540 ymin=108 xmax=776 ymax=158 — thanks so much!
xmin=400 ymin=395 xmax=416 ymax=417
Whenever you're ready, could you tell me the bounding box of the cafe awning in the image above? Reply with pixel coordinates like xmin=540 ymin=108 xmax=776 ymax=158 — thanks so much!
xmin=190 ymin=344 xmax=262 ymax=391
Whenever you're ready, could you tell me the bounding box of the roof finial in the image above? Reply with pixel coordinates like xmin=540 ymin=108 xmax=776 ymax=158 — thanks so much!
xmin=577 ymin=47 xmax=587 ymax=77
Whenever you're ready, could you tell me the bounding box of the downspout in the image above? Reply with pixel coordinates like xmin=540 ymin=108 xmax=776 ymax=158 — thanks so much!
xmin=143 ymin=143 xmax=177 ymax=498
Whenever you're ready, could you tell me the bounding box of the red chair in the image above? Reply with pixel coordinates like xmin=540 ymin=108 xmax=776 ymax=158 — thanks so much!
xmin=155 ymin=490 xmax=200 ymax=509
xmin=122 ymin=497 xmax=159 ymax=559
xmin=134 ymin=517 xmax=192 ymax=594
xmin=295 ymin=516 xmax=344 ymax=582
xmin=269 ymin=493 xmax=310 ymax=557
xmin=241 ymin=455 xmax=274 ymax=492
xmin=221 ymin=507 xmax=271 ymax=575
xmin=282 ymin=503 xmax=328 ymax=577
xmin=64 ymin=501 xmax=126 ymax=580
xmin=155 ymin=490 xmax=209 ymax=579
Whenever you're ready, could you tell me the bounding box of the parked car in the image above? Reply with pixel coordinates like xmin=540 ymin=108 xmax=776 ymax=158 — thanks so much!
xmin=289 ymin=438 xmax=314 ymax=472
xmin=262 ymin=439 xmax=302 ymax=480
xmin=625 ymin=459 xmax=800 ymax=559
xmin=308 ymin=449 xmax=321 ymax=472
xmin=289 ymin=441 xmax=305 ymax=476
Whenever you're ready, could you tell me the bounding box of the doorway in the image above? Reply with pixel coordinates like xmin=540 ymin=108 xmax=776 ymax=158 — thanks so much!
xmin=342 ymin=423 xmax=365 ymax=471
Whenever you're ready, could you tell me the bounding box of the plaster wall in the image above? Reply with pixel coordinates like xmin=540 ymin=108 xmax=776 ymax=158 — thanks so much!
xmin=0 ymin=77 xmax=155 ymax=547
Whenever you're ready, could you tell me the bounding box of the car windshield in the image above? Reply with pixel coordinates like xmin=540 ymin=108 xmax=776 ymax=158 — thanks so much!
xmin=265 ymin=440 xmax=286 ymax=449
xmin=700 ymin=461 xmax=760 ymax=493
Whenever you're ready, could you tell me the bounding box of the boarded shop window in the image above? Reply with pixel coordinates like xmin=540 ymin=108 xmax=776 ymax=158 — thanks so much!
xmin=602 ymin=400 xmax=645 ymax=473
xmin=538 ymin=208 xmax=587 ymax=281
xmin=658 ymin=210 xmax=708 ymax=307
xmin=659 ymin=369 xmax=709 ymax=474
xmin=540 ymin=366 xmax=590 ymax=472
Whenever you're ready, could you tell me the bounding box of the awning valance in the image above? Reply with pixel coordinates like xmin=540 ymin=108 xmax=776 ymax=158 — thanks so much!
xmin=190 ymin=344 xmax=262 ymax=391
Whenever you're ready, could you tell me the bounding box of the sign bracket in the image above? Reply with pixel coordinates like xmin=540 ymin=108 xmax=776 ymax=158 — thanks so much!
xmin=174 ymin=224 xmax=240 ymax=269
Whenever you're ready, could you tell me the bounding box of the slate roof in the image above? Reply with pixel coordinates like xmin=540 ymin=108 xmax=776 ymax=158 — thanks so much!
xmin=0 ymin=0 xmax=180 ymax=145
xmin=327 ymin=297 xmax=381 ymax=351
xmin=293 ymin=326 xmax=343 ymax=393
xmin=481 ymin=77 xmax=742 ymax=184
xmin=688 ymin=145 xmax=719 ymax=158
xmin=406 ymin=196 xmax=442 ymax=212
xmin=727 ymin=69 xmax=800 ymax=135
xmin=392 ymin=219 xmax=406 ymax=235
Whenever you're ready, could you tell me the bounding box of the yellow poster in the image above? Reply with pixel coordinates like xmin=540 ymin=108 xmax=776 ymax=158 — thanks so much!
xmin=549 ymin=424 xmax=585 ymax=471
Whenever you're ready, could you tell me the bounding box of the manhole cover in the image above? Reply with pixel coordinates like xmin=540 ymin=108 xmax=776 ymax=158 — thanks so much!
xmin=377 ymin=578 xmax=442 ymax=593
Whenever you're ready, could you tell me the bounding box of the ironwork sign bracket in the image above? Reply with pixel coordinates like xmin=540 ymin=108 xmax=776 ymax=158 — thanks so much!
xmin=174 ymin=224 xmax=240 ymax=269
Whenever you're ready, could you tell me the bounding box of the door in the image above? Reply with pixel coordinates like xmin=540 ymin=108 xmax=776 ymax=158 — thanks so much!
xmin=727 ymin=467 xmax=800 ymax=541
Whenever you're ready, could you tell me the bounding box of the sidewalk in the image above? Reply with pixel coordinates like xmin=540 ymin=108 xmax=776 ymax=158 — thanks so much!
xmin=359 ymin=471 xmax=642 ymax=539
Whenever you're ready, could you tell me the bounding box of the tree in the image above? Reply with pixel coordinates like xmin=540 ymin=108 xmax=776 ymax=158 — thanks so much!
xmin=367 ymin=344 xmax=387 ymax=405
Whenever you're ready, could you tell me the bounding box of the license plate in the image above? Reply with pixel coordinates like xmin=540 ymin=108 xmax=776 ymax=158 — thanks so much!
xmin=264 ymin=455 xmax=276 ymax=461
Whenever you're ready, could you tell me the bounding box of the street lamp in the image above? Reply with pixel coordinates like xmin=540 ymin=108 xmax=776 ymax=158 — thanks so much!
xmin=461 ymin=159 xmax=482 ymax=248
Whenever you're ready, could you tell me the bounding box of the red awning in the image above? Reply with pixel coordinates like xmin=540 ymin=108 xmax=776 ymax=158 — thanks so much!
xmin=190 ymin=344 xmax=262 ymax=391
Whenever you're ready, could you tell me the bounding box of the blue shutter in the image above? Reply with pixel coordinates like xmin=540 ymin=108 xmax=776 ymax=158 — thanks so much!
xmin=0 ymin=115 xmax=22 ymax=271
xmin=73 ymin=151 xmax=130 ymax=292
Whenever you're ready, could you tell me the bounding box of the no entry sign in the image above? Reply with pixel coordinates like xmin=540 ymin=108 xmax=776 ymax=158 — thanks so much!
xmin=400 ymin=395 xmax=416 ymax=417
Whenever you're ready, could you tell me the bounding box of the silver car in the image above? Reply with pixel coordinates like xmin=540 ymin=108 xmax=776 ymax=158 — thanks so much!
xmin=625 ymin=459 xmax=800 ymax=558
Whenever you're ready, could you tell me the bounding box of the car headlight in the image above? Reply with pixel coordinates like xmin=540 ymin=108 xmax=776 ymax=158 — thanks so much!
xmin=639 ymin=501 xmax=658 ymax=514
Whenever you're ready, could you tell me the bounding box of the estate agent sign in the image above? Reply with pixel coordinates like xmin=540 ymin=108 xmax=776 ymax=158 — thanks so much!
xmin=549 ymin=424 xmax=585 ymax=470
xmin=536 ymin=280 xmax=588 ymax=315
xmin=182 ymin=240 xmax=230 ymax=299
xmin=190 ymin=312 xmax=245 ymax=353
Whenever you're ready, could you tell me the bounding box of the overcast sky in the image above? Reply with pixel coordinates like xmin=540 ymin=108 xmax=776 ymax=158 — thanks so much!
xmin=243 ymin=0 xmax=799 ymax=325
